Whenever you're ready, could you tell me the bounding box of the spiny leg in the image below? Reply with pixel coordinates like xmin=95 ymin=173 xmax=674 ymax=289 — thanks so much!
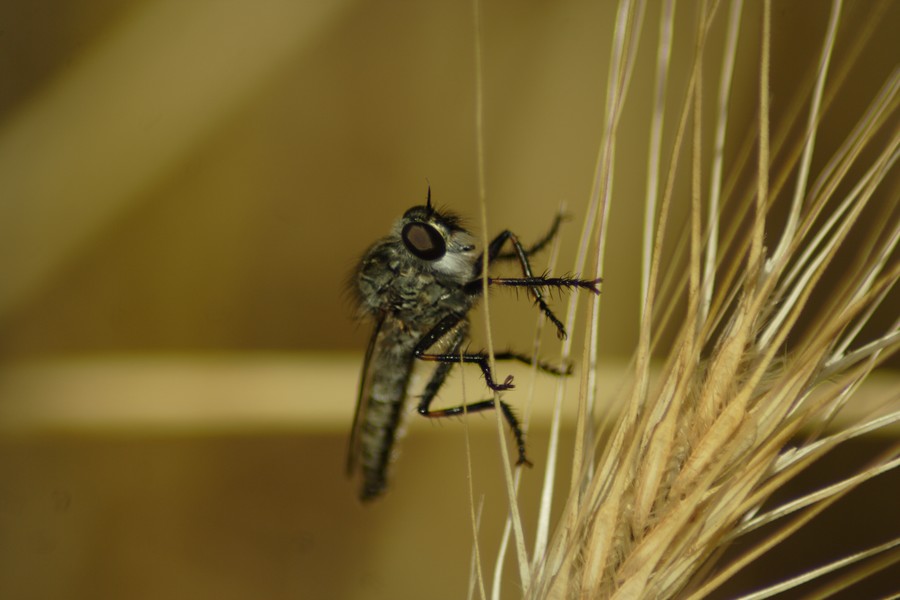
xmin=487 ymin=275 xmax=602 ymax=295
xmin=414 ymin=322 xmax=532 ymax=466
xmin=414 ymin=313 xmax=515 ymax=391
xmin=473 ymin=230 xmax=565 ymax=337
xmin=494 ymin=212 xmax=565 ymax=261
xmin=493 ymin=350 xmax=572 ymax=376
xmin=485 ymin=273 xmax=602 ymax=333
xmin=471 ymin=229 xmax=601 ymax=339
xmin=419 ymin=394 xmax=533 ymax=467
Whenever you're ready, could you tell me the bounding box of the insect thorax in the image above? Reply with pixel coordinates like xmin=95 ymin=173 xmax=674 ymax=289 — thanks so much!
xmin=356 ymin=237 xmax=476 ymax=331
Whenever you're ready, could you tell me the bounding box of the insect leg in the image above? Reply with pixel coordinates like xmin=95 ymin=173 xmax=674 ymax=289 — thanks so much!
xmin=494 ymin=212 xmax=564 ymax=261
xmin=414 ymin=313 xmax=515 ymax=392
xmin=418 ymin=394 xmax=533 ymax=467
xmin=415 ymin=323 xmax=532 ymax=466
xmin=493 ymin=350 xmax=572 ymax=376
xmin=471 ymin=229 xmax=600 ymax=339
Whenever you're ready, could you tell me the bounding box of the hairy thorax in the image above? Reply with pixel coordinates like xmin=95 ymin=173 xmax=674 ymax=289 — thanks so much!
xmin=357 ymin=237 xmax=476 ymax=335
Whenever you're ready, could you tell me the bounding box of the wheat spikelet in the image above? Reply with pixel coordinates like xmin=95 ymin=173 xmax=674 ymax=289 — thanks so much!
xmin=472 ymin=0 xmax=899 ymax=597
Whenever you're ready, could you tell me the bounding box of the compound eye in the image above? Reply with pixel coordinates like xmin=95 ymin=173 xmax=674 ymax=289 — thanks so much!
xmin=402 ymin=222 xmax=446 ymax=260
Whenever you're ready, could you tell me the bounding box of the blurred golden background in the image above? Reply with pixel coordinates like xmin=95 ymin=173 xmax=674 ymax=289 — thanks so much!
xmin=1 ymin=0 xmax=897 ymax=598
xmin=0 ymin=0 xmax=641 ymax=358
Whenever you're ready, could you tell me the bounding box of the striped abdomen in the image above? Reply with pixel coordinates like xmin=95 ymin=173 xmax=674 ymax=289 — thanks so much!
xmin=354 ymin=324 xmax=417 ymax=500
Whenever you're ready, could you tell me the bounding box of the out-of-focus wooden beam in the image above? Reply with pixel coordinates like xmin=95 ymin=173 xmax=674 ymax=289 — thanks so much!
xmin=0 ymin=355 xmax=896 ymax=436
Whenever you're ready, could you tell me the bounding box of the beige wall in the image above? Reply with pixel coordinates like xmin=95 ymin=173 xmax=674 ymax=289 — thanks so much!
xmin=2 ymin=0 xmax=896 ymax=361
xmin=0 ymin=0 xmax=730 ymax=359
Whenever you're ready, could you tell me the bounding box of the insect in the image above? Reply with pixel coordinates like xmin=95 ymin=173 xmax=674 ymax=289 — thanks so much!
xmin=347 ymin=188 xmax=601 ymax=501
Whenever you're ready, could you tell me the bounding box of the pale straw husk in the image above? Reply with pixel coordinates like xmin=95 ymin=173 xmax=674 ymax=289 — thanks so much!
xmin=470 ymin=0 xmax=900 ymax=598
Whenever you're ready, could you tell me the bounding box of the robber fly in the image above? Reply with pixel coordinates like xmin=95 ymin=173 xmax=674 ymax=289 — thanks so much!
xmin=347 ymin=188 xmax=601 ymax=501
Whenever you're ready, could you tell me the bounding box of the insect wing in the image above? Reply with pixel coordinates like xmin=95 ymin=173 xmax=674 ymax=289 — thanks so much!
xmin=346 ymin=313 xmax=385 ymax=475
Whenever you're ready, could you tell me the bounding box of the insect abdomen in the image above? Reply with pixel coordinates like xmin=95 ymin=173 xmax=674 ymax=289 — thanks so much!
xmin=358 ymin=340 xmax=415 ymax=500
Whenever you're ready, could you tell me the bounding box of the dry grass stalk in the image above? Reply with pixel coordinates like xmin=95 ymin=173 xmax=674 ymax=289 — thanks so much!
xmin=469 ymin=0 xmax=899 ymax=597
